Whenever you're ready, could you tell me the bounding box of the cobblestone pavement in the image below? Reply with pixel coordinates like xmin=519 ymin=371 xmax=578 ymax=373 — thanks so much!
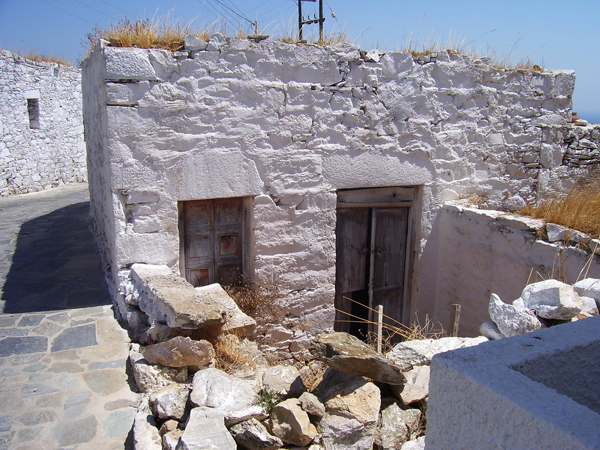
xmin=0 ymin=185 xmax=137 ymax=450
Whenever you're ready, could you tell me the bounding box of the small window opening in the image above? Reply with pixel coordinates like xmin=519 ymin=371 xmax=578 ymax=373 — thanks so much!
xmin=27 ymin=99 xmax=40 ymax=129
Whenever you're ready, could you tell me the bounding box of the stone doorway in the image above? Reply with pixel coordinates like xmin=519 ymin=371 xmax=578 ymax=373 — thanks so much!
xmin=334 ymin=187 xmax=415 ymax=341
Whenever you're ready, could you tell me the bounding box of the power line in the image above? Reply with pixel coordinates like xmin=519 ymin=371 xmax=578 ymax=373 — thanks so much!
xmin=72 ymin=0 xmax=117 ymax=20
xmin=97 ymin=0 xmax=135 ymax=17
xmin=212 ymin=0 xmax=254 ymax=27
xmin=39 ymin=0 xmax=97 ymax=26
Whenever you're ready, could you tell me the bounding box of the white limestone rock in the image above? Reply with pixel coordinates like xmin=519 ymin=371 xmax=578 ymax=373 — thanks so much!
xmin=386 ymin=336 xmax=488 ymax=368
xmin=522 ymin=279 xmax=584 ymax=320
xmin=141 ymin=336 xmax=215 ymax=368
xmin=179 ymin=409 xmax=236 ymax=450
xmin=400 ymin=436 xmax=426 ymax=450
xmin=374 ymin=398 xmax=422 ymax=450
xmin=184 ymin=35 xmax=208 ymax=51
xmin=581 ymin=297 xmax=599 ymax=316
xmin=574 ymin=278 xmax=600 ymax=302
xmin=162 ymin=429 xmax=184 ymax=450
xmin=489 ymin=293 xmax=542 ymax=337
xmin=129 ymin=344 xmax=188 ymax=393
xmin=190 ymin=367 xmax=265 ymax=426
xmin=229 ymin=418 xmax=283 ymax=450
xmin=261 ymin=365 xmax=305 ymax=398
xmin=194 ymin=284 xmax=256 ymax=336
xmin=310 ymin=332 xmax=407 ymax=384
xmin=298 ymin=392 xmax=325 ymax=418
xmin=207 ymin=33 xmax=227 ymax=51
xmin=479 ymin=321 xmax=503 ymax=340
xmin=270 ymin=398 xmax=317 ymax=447
xmin=133 ymin=396 xmax=162 ymax=450
xmin=132 ymin=264 xmax=226 ymax=330
xmin=512 ymin=297 xmax=526 ymax=310
xmin=391 ymin=365 xmax=430 ymax=405
xmin=149 ymin=383 xmax=190 ymax=420
xmin=318 ymin=371 xmax=381 ymax=450
xmin=105 ymin=47 xmax=157 ymax=81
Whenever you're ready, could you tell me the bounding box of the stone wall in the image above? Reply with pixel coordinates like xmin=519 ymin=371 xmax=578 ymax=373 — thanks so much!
xmin=433 ymin=202 xmax=600 ymax=336
xmin=82 ymin=36 xmax=588 ymax=346
xmin=0 ymin=49 xmax=86 ymax=196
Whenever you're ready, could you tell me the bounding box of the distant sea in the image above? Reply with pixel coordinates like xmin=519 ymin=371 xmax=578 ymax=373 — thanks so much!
xmin=575 ymin=111 xmax=600 ymax=125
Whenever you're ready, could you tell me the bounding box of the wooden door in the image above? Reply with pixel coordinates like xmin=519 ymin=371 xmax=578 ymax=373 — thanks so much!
xmin=334 ymin=187 xmax=413 ymax=340
xmin=370 ymin=208 xmax=409 ymax=334
xmin=334 ymin=208 xmax=370 ymax=335
xmin=180 ymin=198 xmax=244 ymax=287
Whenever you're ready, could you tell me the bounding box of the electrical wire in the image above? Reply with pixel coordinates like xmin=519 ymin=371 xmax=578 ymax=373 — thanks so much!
xmin=39 ymin=0 xmax=97 ymax=26
xmin=97 ymin=0 xmax=135 ymax=17
xmin=72 ymin=0 xmax=117 ymax=20
xmin=212 ymin=0 xmax=254 ymax=27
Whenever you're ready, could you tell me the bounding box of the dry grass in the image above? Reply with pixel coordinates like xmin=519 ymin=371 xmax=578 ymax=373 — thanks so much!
xmin=212 ymin=334 xmax=257 ymax=373
xmin=86 ymin=17 xmax=195 ymax=53
xmin=520 ymin=171 xmax=600 ymax=237
xmin=11 ymin=49 xmax=71 ymax=66
xmin=402 ymin=31 xmax=544 ymax=71
xmin=224 ymin=281 xmax=285 ymax=326
xmin=336 ymin=296 xmax=446 ymax=351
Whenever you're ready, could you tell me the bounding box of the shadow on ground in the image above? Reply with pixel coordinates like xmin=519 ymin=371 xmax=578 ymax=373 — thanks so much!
xmin=2 ymin=202 xmax=111 ymax=313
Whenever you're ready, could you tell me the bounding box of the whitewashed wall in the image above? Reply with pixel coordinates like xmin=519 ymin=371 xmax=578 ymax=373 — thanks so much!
xmin=433 ymin=202 xmax=600 ymax=336
xmin=0 ymin=50 xmax=86 ymax=196
xmin=83 ymin=37 xmax=588 ymax=347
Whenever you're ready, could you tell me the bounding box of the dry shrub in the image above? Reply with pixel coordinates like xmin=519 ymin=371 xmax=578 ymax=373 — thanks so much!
xmin=12 ymin=50 xmax=71 ymax=66
xmin=520 ymin=170 xmax=600 ymax=237
xmin=224 ymin=281 xmax=285 ymax=326
xmin=212 ymin=334 xmax=256 ymax=373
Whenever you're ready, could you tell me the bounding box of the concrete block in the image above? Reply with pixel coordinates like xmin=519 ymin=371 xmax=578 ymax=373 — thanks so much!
xmin=426 ymin=316 xmax=600 ymax=450
xmin=105 ymin=47 xmax=157 ymax=81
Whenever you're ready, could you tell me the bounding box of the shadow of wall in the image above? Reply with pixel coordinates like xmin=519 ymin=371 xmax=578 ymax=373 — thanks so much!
xmin=2 ymin=202 xmax=111 ymax=313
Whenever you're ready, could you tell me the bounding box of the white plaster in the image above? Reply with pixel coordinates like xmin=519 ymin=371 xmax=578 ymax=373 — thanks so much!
xmin=0 ymin=49 xmax=86 ymax=196
xmin=426 ymin=316 xmax=600 ymax=449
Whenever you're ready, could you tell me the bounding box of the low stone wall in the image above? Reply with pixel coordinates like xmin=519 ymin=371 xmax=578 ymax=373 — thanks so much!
xmin=426 ymin=315 xmax=600 ymax=449
xmin=431 ymin=201 xmax=600 ymax=336
xmin=0 ymin=50 xmax=86 ymax=196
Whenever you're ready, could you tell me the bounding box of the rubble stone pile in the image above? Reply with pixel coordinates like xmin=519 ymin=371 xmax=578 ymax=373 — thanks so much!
xmin=480 ymin=278 xmax=600 ymax=339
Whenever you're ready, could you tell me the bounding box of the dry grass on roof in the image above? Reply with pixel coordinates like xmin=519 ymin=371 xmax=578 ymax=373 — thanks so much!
xmin=11 ymin=49 xmax=71 ymax=66
xmin=520 ymin=170 xmax=600 ymax=238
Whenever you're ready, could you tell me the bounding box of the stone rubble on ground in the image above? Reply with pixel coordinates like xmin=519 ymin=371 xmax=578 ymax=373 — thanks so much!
xmin=122 ymin=262 xmax=512 ymax=450
xmin=480 ymin=278 xmax=599 ymax=340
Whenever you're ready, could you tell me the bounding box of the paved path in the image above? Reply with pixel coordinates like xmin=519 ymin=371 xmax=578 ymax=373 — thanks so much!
xmin=0 ymin=185 xmax=137 ymax=450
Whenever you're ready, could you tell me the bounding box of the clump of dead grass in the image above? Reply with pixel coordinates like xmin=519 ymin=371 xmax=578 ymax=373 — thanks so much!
xmin=213 ymin=334 xmax=257 ymax=373
xmin=520 ymin=170 xmax=600 ymax=237
xmin=11 ymin=49 xmax=71 ymax=66
xmin=225 ymin=281 xmax=285 ymax=326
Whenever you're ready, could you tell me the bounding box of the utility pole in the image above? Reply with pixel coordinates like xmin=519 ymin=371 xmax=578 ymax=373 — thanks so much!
xmin=298 ymin=0 xmax=325 ymax=43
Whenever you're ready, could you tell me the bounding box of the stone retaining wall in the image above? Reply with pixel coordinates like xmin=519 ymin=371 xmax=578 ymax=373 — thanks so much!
xmin=82 ymin=36 xmax=591 ymax=344
xmin=434 ymin=202 xmax=600 ymax=336
xmin=0 ymin=50 xmax=86 ymax=196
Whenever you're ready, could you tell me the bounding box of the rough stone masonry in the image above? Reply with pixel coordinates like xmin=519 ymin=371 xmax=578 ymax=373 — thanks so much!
xmin=0 ymin=50 xmax=86 ymax=196
xmin=82 ymin=35 xmax=592 ymax=352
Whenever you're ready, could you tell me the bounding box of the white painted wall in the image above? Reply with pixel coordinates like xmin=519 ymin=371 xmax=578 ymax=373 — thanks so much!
xmin=83 ymin=37 xmax=594 ymax=349
xmin=426 ymin=316 xmax=600 ymax=449
xmin=433 ymin=202 xmax=600 ymax=336
xmin=0 ymin=50 xmax=86 ymax=196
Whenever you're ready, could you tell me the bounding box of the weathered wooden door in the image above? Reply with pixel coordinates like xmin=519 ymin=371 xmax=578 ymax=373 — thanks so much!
xmin=335 ymin=187 xmax=414 ymax=339
xmin=179 ymin=198 xmax=245 ymax=287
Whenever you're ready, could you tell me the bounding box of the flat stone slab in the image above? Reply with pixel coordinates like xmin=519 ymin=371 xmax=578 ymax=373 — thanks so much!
xmin=51 ymin=324 xmax=97 ymax=352
xmin=0 ymin=336 xmax=48 ymax=357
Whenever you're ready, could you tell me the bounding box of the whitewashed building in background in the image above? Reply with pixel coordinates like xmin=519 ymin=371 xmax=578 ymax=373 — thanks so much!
xmin=0 ymin=49 xmax=86 ymax=196
xmin=82 ymin=37 xmax=599 ymax=351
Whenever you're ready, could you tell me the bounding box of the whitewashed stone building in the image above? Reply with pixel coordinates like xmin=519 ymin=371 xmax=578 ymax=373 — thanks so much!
xmin=82 ymin=37 xmax=597 ymax=346
xmin=0 ymin=49 xmax=86 ymax=196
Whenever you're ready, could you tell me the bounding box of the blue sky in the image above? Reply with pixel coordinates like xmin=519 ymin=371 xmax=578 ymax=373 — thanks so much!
xmin=1 ymin=0 xmax=599 ymax=122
